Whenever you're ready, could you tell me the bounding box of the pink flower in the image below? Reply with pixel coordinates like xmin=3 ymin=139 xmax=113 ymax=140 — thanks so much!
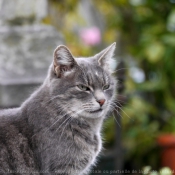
xmin=80 ymin=26 xmax=101 ymax=46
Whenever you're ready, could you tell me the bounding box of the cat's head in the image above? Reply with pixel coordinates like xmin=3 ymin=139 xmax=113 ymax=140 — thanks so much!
xmin=48 ymin=43 xmax=117 ymax=119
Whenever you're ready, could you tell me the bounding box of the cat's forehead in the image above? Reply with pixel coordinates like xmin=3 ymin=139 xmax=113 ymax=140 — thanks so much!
xmin=75 ymin=57 xmax=109 ymax=86
xmin=75 ymin=57 xmax=101 ymax=74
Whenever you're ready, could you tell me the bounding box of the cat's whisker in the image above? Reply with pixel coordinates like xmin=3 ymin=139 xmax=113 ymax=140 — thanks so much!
xmin=53 ymin=116 xmax=72 ymax=133
xmin=82 ymin=105 xmax=94 ymax=108
xmin=112 ymin=107 xmax=124 ymax=120
xmin=45 ymin=94 xmax=63 ymax=104
xmin=32 ymin=106 xmax=74 ymax=139
xmin=52 ymin=107 xmax=83 ymax=137
xmin=109 ymin=104 xmax=120 ymax=114
xmin=114 ymin=94 xmax=127 ymax=99
xmin=59 ymin=117 xmax=72 ymax=142
xmin=82 ymin=103 xmax=94 ymax=108
xmin=112 ymin=112 xmax=121 ymax=128
xmin=47 ymin=107 xmax=84 ymax=139
xmin=110 ymin=101 xmax=131 ymax=119
xmin=113 ymin=99 xmax=136 ymax=111
xmin=113 ymin=98 xmax=127 ymax=104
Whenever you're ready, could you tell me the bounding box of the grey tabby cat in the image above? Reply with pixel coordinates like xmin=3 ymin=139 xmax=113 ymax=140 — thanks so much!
xmin=0 ymin=43 xmax=117 ymax=175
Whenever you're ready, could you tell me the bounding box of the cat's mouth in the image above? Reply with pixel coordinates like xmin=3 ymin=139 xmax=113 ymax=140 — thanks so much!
xmin=88 ymin=109 xmax=102 ymax=113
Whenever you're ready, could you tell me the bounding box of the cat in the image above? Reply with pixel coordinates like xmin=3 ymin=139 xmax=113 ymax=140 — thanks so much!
xmin=0 ymin=42 xmax=117 ymax=175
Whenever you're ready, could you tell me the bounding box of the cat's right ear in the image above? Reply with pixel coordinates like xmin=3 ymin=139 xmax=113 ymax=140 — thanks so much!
xmin=53 ymin=45 xmax=77 ymax=78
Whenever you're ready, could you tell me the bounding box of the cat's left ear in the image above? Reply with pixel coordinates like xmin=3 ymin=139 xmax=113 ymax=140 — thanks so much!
xmin=53 ymin=45 xmax=77 ymax=78
xmin=95 ymin=42 xmax=116 ymax=71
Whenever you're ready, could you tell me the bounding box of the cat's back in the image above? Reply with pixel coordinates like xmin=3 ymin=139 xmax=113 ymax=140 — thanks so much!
xmin=0 ymin=108 xmax=23 ymax=140
xmin=0 ymin=108 xmax=39 ymax=174
xmin=0 ymin=108 xmax=21 ymax=138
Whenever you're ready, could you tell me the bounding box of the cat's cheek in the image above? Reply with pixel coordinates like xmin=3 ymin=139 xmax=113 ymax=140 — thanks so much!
xmin=104 ymin=88 xmax=114 ymax=100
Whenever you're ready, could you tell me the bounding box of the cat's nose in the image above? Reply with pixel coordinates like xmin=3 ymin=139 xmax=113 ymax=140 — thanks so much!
xmin=97 ymin=99 xmax=106 ymax=106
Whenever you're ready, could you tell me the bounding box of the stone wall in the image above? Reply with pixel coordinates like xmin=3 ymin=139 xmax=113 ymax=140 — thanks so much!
xmin=0 ymin=0 xmax=63 ymax=108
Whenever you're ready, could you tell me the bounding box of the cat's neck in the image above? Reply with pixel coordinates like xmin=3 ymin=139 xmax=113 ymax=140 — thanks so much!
xmin=81 ymin=117 xmax=103 ymax=134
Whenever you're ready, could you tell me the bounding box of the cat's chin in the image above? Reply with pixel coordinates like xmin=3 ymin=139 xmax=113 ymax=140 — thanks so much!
xmin=89 ymin=109 xmax=103 ymax=113
xmin=82 ymin=110 xmax=105 ymax=119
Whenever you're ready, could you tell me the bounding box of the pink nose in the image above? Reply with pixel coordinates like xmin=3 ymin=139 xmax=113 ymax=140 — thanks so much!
xmin=97 ymin=99 xmax=106 ymax=106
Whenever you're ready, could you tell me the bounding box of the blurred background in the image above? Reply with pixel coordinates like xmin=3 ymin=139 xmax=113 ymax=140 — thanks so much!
xmin=0 ymin=0 xmax=175 ymax=174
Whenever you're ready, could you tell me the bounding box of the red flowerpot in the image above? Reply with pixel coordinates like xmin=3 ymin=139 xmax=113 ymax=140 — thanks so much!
xmin=157 ymin=134 xmax=175 ymax=174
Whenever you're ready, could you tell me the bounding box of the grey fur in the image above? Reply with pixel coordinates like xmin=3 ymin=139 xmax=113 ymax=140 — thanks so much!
xmin=0 ymin=43 xmax=117 ymax=175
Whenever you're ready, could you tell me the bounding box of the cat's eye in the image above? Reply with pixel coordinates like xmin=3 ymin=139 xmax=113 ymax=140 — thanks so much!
xmin=77 ymin=85 xmax=90 ymax=91
xmin=103 ymin=84 xmax=110 ymax=90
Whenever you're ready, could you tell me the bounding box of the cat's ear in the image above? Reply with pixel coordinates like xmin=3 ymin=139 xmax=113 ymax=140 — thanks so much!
xmin=95 ymin=42 xmax=116 ymax=71
xmin=53 ymin=45 xmax=77 ymax=78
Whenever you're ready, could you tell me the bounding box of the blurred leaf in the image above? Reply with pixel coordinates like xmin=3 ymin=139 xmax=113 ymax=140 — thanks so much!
xmin=145 ymin=42 xmax=165 ymax=63
xmin=162 ymin=34 xmax=175 ymax=46
xmin=160 ymin=167 xmax=172 ymax=175
xmin=165 ymin=93 xmax=175 ymax=114
xmin=167 ymin=8 xmax=175 ymax=32
xmin=137 ymin=79 xmax=166 ymax=91
xmin=142 ymin=166 xmax=151 ymax=175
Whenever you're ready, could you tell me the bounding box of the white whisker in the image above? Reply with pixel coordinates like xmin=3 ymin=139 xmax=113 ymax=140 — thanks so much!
xmin=112 ymin=112 xmax=121 ymax=128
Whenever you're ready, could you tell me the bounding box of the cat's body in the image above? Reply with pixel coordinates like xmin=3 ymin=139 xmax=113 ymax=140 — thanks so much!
xmin=0 ymin=43 xmax=116 ymax=175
